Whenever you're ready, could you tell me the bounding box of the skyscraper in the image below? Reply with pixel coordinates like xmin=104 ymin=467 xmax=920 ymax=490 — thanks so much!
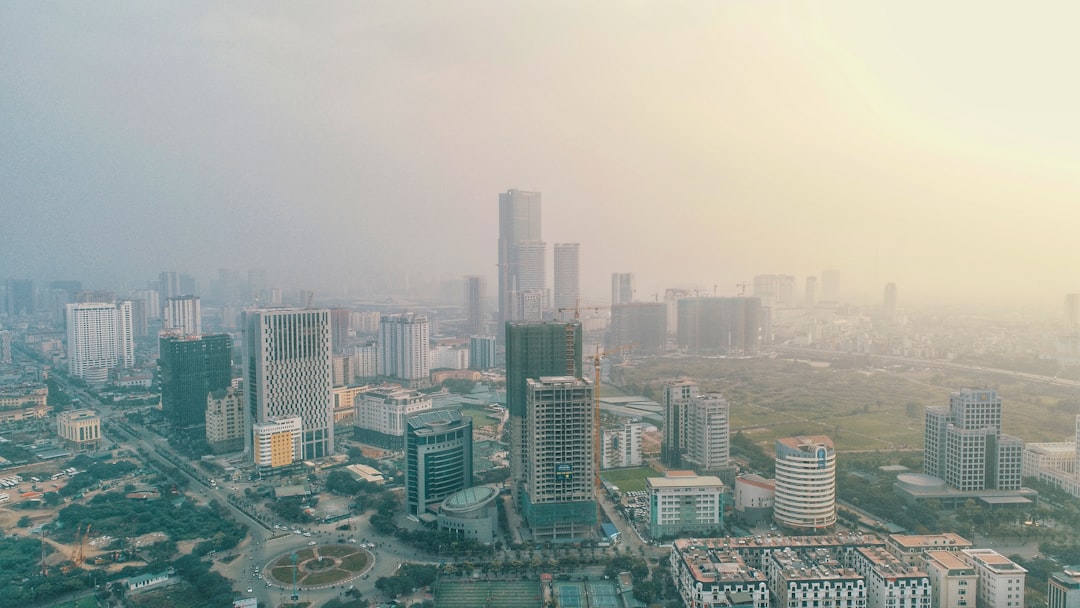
xmin=4 ymin=279 xmax=34 ymax=316
xmin=469 ymin=336 xmax=496 ymax=370
xmin=684 ymin=393 xmax=731 ymax=471
xmin=662 ymin=379 xmax=698 ymax=468
xmin=330 ymin=308 xmax=351 ymax=352
xmin=66 ymin=301 xmax=134 ymax=383
xmin=497 ymin=189 xmax=542 ymax=339
xmin=924 ymin=388 xmax=1022 ymax=492
xmin=159 ymin=333 xmax=232 ymax=431
xmin=677 ymin=297 xmax=762 ymax=355
xmin=773 ymin=435 xmax=836 ymax=530
xmin=243 ymin=308 xmax=334 ymax=460
xmin=377 ymin=313 xmax=430 ymax=387
xmin=405 ymin=409 xmax=473 ymax=517
xmin=505 ymin=321 xmax=582 ymax=484
xmin=752 ymin=275 xmax=796 ymax=308
xmin=553 ymin=243 xmax=580 ymax=314
xmin=165 ymin=295 xmax=202 ymax=336
xmin=158 ymin=271 xmax=181 ymax=302
xmin=612 ymin=272 xmax=635 ymax=306
xmin=524 ymin=376 xmax=596 ymax=541
xmin=463 ymin=275 xmax=486 ymax=336
xmin=609 ymin=302 xmax=666 ymax=356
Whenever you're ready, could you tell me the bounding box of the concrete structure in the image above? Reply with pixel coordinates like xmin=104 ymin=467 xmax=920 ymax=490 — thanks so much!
xmin=353 ymin=384 xmax=432 ymax=449
xmin=677 ymin=297 xmax=763 ymax=356
xmin=645 ymin=471 xmax=724 ymax=539
xmin=252 ymin=416 xmax=302 ymax=474
xmin=609 ymin=302 xmax=666 ymax=356
xmin=438 ymin=485 xmax=499 ymax=544
xmin=959 ymin=549 xmax=1026 ymax=608
xmin=206 ymin=385 xmax=245 ymax=454
xmin=885 ymin=533 xmax=973 ymax=567
xmin=924 ymin=550 xmax=978 ymax=608
xmin=553 ymin=243 xmax=580 ymax=315
xmin=377 ymin=313 xmax=430 ymax=387
xmin=611 ymin=272 xmax=635 ymax=306
xmin=331 ymin=385 xmax=367 ymax=424
xmin=505 ymin=321 xmax=582 ymax=486
xmin=852 ymin=546 xmax=931 ymax=608
xmin=56 ymin=409 xmax=102 ymax=451
xmin=463 ymin=275 xmax=486 ymax=336
xmin=165 ymin=295 xmax=201 ymax=336
xmin=498 ymin=188 xmax=543 ymax=336
xmin=159 ymin=333 xmax=231 ymax=431
xmin=468 ymin=336 xmax=496 ymax=370
xmin=601 ymin=421 xmax=642 ymax=469
xmin=66 ymin=301 xmax=134 ymax=383
xmin=242 ymin=308 xmax=334 ymax=460
xmin=774 ymin=435 xmax=836 ymax=530
xmin=523 ymin=376 xmax=596 ymax=542
xmin=1049 ymin=566 xmax=1080 ymax=608
xmin=405 ymin=409 xmax=473 ymax=517
xmin=733 ymin=474 xmax=775 ymax=526
xmin=662 ymin=379 xmax=698 ymax=468
xmin=684 ymin=392 xmax=731 ymax=471
xmin=753 ymin=274 xmax=796 ymax=308
xmin=767 ymin=546 xmax=866 ymax=608
xmin=924 ymin=388 xmax=1023 ymax=492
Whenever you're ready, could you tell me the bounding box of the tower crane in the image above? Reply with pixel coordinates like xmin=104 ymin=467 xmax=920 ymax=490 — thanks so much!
xmin=557 ymin=299 xmax=610 ymax=321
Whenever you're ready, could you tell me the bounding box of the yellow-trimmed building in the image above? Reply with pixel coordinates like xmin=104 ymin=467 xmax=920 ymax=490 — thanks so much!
xmin=253 ymin=416 xmax=302 ymax=474
xmin=57 ymin=409 xmax=102 ymax=451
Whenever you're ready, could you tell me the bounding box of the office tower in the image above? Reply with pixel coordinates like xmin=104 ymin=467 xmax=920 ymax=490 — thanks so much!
xmin=505 ymin=321 xmax=583 ymax=484
xmin=353 ymin=384 xmax=433 ymax=449
xmin=469 ymin=336 xmax=496 ymax=370
xmin=773 ymin=435 xmax=836 ymax=530
xmin=553 ymin=243 xmax=580 ymax=314
xmin=601 ymin=421 xmax=642 ymax=469
xmin=524 ymin=376 xmax=596 ymax=541
xmin=662 ymin=379 xmax=699 ymax=468
xmin=498 ymin=189 xmax=542 ymax=338
xmin=66 ymin=301 xmax=134 ymax=383
xmin=611 ymin=273 xmax=635 ymax=306
xmin=206 ymin=384 xmax=245 ymax=454
xmin=132 ymin=289 xmax=161 ymax=320
xmin=924 ymin=388 xmax=1023 ymax=492
xmin=4 ymin=279 xmax=34 ymax=316
xmin=820 ymin=269 xmax=841 ymax=303
xmin=684 ymin=393 xmax=730 ymax=471
xmin=405 ymin=409 xmax=473 ymax=517
xmin=159 ymin=333 xmax=232 ymax=431
xmin=1049 ymin=567 xmax=1080 ymax=608
xmin=56 ymin=409 xmax=102 ymax=452
xmin=752 ymin=274 xmax=796 ymax=308
xmin=884 ymin=283 xmax=898 ymax=318
xmin=377 ymin=313 xmax=430 ymax=387
xmin=118 ymin=298 xmax=148 ymax=338
xmin=609 ymin=302 xmax=666 ymax=356
xmin=1067 ymin=294 xmax=1080 ymax=330
xmin=664 ymin=288 xmax=692 ymax=337
xmin=158 ymin=271 xmax=181 ymax=303
xmin=165 ymin=295 xmax=202 ymax=336
xmin=508 ymin=289 xmax=544 ymax=322
xmin=243 ymin=308 xmax=334 ymax=460
xmin=252 ymin=416 xmax=303 ymax=474
xmin=330 ymin=308 xmax=350 ymax=352
xmin=804 ymin=276 xmax=818 ymax=308
xmin=677 ymin=297 xmax=762 ymax=355
xmin=463 ymin=275 xmax=486 ymax=336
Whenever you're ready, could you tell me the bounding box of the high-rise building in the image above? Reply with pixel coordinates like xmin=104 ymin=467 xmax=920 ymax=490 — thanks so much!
xmin=206 ymin=384 xmax=245 ymax=454
xmin=159 ymin=333 xmax=232 ymax=431
xmin=4 ymin=279 xmax=34 ymax=316
xmin=66 ymin=301 xmax=134 ymax=383
xmin=609 ymin=303 xmax=666 ymax=356
xmin=662 ymin=379 xmax=699 ymax=468
xmin=498 ymin=189 xmax=542 ymax=339
xmin=677 ymin=297 xmax=762 ymax=355
xmin=804 ymin=276 xmax=818 ymax=308
xmin=507 ymin=289 xmax=544 ymax=322
xmin=553 ymin=243 xmax=580 ymax=315
xmin=959 ymin=549 xmax=1027 ymax=608
xmin=1048 ymin=567 xmax=1080 ymax=608
xmin=523 ymin=376 xmax=596 ymax=541
xmin=469 ymin=336 xmax=496 ymax=370
xmin=516 ymin=241 xmax=548 ymax=303
xmin=463 ymin=275 xmax=486 ymax=336
xmin=405 ymin=409 xmax=473 ymax=517
xmin=377 ymin=313 xmax=430 ymax=387
xmin=118 ymin=298 xmax=148 ymax=338
xmin=242 ymin=308 xmax=334 ymax=460
xmin=752 ymin=275 xmax=796 ymax=308
xmin=773 ymin=435 xmax=836 ymax=530
xmin=505 ymin=321 xmax=582 ymax=484
xmin=353 ymin=384 xmax=433 ymax=449
xmin=646 ymin=472 xmax=725 ymax=539
xmin=252 ymin=416 xmax=303 ymax=474
xmin=601 ymin=421 xmax=642 ymax=469
xmin=165 ymin=295 xmax=202 ymax=336
xmin=133 ymin=289 xmax=161 ymax=320
xmin=664 ymin=288 xmax=692 ymax=337
xmin=158 ymin=271 xmax=181 ymax=304
xmin=924 ymin=388 xmax=1023 ymax=492
xmin=0 ymin=331 xmax=11 ymax=365
xmin=684 ymin=393 xmax=730 ymax=471
xmin=330 ymin=308 xmax=351 ymax=353
xmin=611 ymin=273 xmax=635 ymax=306
xmin=56 ymin=409 xmax=102 ymax=452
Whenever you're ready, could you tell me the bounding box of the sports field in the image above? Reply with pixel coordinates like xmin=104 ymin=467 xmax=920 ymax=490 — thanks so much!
xmin=554 ymin=581 xmax=621 ymax=608
xmin=434 ymin=580 xmax=542 ymax=608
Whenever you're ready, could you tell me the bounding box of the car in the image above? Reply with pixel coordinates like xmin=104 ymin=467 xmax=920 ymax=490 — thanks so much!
xmin=247 ymin=588 xmax=253 ymax=593
xmin=303 ymin=532 xmax=312 ymax=537
xmin=308 ymin=541 xmax=317 ymax=546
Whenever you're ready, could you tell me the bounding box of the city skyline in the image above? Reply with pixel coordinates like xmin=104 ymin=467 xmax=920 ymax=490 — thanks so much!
xmin=5 ymin=3 xmax=1080 ymax=309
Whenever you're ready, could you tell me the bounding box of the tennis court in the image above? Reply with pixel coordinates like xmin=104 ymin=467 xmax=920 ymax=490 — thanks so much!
xmin=587 ymin=581 xmax=620 ymax=608
xmin=556 ymin=582 xmax=586 ymax=608
xmin=435 ymin=580 xmax=542 ymax=608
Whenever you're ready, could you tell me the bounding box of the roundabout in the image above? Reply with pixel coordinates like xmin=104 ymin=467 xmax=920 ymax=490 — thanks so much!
xmin=266 ymin=544 xmax=372 ymax=589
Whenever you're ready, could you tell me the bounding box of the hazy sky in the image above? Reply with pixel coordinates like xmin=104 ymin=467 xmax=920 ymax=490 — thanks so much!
xmin=4 ymin=2 xmax=1080 ymax=308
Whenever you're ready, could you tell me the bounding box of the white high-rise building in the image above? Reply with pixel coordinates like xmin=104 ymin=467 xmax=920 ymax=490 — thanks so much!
xmin=516 ymin=241 xmax=548 ymax=308
xmin=553 ymin=243 xmax=580 ymax=315
xmin=508 ymin=289 xmax=544 ymax=322
xmin=601 ymin=421 xmax=642 ymax=469
xmin=960 ymin=549 xmax=1027 ymax=608
xmin=377 ymin=313 xmax=430 ymax=387
xmin=165 ymin=295 xmax=202 ymax=336
xmin=773 ymin=435 xmax=836 ymax=530
xmin=242 ymin=309 xmax=333 ymax=460
xmin=684 ymin=393 xmax=731 ymax=470
xmin=66 ymin=301 xmax=134 ymax=383
xmin=612 ymin=273 xmax=635 ymax=306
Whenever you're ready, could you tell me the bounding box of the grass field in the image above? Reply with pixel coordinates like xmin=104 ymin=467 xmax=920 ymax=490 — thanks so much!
xmin=53 ymin=597 xmax=97 ymax=608
xmin=600 ymin=467 xmax=663 ymax=492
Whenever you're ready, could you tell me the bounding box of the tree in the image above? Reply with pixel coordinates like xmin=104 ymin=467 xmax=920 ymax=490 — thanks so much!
xmin=17 ymin=516 xmax=31 ymax=528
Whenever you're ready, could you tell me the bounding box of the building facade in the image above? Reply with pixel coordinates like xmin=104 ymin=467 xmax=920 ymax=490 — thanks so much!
xmin=252 ymin=416 xmax=303 ymax=474
xmin=684 ymin=392 xmax=731 ymax=471
xmin=553 ymin=243 xmax=580 ymax=313
xmin=1049 ymin=567 xmax=1080 ymax=608
xmin=662 ymin=379 xmax=698 ymax=468
xmin=56 ymin=409 xmax=102 ymax=451
xmin=924 ymin=388 xmax=1023 ymax=492
xmin=924 ymin=550 xmax=978 ymax=608
xmin=468 ymin=336 xmax=496 ymax=370
xmin=463 ymin=275 xmax=486 ymax=336
xmin=159 ymin=333 xmax=232 ymax=431
xmin=960 ymin=549 xmax=1027 ymax=608
xmin=609 ymin=302 xmax=666 ymax=356
xmin=206 ymin=384 xmax=245 ymax=454
xmin=165 ymin=295 xmax=202 ymax=336
xmin=242 ymin=308 xmax=334 ymax=460
xmin=498 ymin=189 xmax=543 ymax=336
xmin=601 ymin=421 xmax=642 ymax=469
xmin=377 ymin=313 xmax=430 ymax=387
xmin=677 ymin=296 xmax=762 ymax=355
xmin=405 ymin=409 xmax=473 ymax=517
xmin=646 ymin=472 xmax=725 ymax=539
xmin=354 ymin=384 xmax=432 ymax=449
xmin=66 ymin=301 xmax=134 ymax=383
xmin=773 ymin=435 xmax=837 ymax=530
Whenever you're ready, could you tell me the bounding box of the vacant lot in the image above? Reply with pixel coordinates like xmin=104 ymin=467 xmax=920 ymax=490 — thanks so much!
xmin=600 ymin=467 xmax=663 ymax=492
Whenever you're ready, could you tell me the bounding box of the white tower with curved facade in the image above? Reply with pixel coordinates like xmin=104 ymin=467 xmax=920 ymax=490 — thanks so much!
xmin=773 ymin=435 xmax=836 ymax=530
